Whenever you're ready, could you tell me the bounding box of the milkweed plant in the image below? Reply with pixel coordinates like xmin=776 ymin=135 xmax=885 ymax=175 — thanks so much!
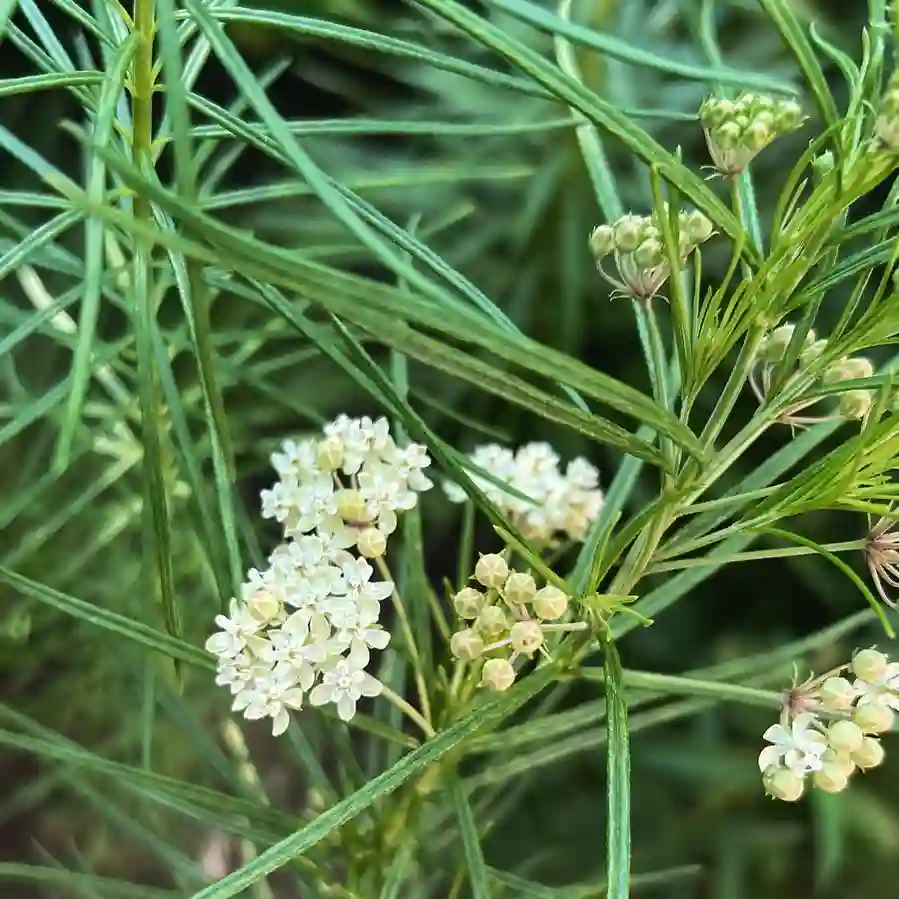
xmin=5 ymin=0 xmax=899 ymax=897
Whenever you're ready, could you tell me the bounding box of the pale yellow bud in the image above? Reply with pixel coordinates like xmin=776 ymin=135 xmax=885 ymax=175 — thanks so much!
xmin=763 ymin=767 xmax=804 ymax=802
xmin=613 ymin=214 xmax=645 ymax=252
xmin=503 ymin=572 xmax=537 ymax=605
xmin=357 ymin=527 xmax=387 ymax=558
xmin=450 ymin=628 xmax=485 ymax=662
xmin=813 ymin=764 xmax=849 ymax=794
xmin=509 ymin=621 xmax=544 ymax=656
xmin=821 ymin=748 xmax=856 ymax=779
xmin=851 ymin=736 xmax=886 ymax=769
xmin=474 ymin=554 xmax=509 ymax=589
xmin=475 ymin=605 xmax=509 ymax=639
xmin=853 ymin=702 xmax=895 ymax=734
xmin=839 ymin=390 xmax=873 ymax=420
xmin=852 ymin=648 xmax=890 ymax=683
xmin=480 ymin=658 xmax=516 ymax=692
xmin=823 ymin=356 xmax=874 ymax=384
xmin=589 ymin=224 xmax=615 ymax=259
xmin=316 ymin=436 xmax=344 ymax=471
xmin=453 ymin=586 xmax=486 ymax=619
xmin=248 ymin=589 xmax=281 ymax=623
xmin=826 ymin=719 xmax=864 ymax=753
xmin=819 ymin=676 xmax=856 ymax=712
xmin=533 ymin=585 xmax=568 ymax=621
xmin=335 ymin=488 xmax=367 ymax=522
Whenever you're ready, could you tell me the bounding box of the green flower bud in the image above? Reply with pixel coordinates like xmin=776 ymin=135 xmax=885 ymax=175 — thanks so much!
xmin=713 ymin=121 xmax=742 ymax=150
xmin=683 ymin=209 xmax=714 ymax=245
xmin=744 ymin=121 xmax=772 ymax=153
xmin=823 ymin=356 xmax=874 ymax=384
xmin=533 ymin=585 xmax=568 ymax=621
xmin=853 ymin=648 xmax=890 ymax=682
xmin=474 ymin=553 xmax=509 ymax=589
xmin=481 ymin=658 xmax=516 ymax=692
xmin=799 ymin=337 xmax=828 ymax=369
xmin=851 ymin=736 xmax=886 ymax=769
xmin=774 ymin=99 xmax=803 ymax=131
xmin=759 ymin=324 xmax=797 ymax=364
xmin=450 ymin=628 xmax=485 ymax=662
xmin=826 ymin=719 xmax=864 ymax=753
xmin=839 ymin=389 xmax=873 ymax=420
xmin=453 ymin=586 xmax=486 ymax=619
xmin=812 ymin=151 xmax=835 ymax=180
xmin=633 ymin=239 xmax=664 ymax=269
xmin=875 ymin=113 xmax=899 ymax=151
xmin=613 ymin=214 xmax=645 ymax=252
xmin=763 ymin=767 xmax=804 ymax=802
xmin=503 ymin=571 xmax=537 ymax=605
xmin=853 ymin=702 xmax=895 ymax=734
xmin=509 ymin=620 xmax=544 ymax=655
xmin=589 ymin=224 xmax=615 ymax=259
xmin=475 ymin=605 xmax=509 ymax=639
xmin=699 ymin=96 xmax=732 ymax=127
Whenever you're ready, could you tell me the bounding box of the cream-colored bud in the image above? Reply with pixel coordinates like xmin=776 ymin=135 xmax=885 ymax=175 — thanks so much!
xmin=851 ymin=736 xmax=886 ymax=769
xmin=633 ymin=238 xmax=663 ymax=269
xmin=699 ymin=96 xmax=732 ymax=127
xmin=713 ymin=121 xmax=741 ymax=150
xmin=763 ymin=767 xmax=804 ymax=802
xmin=474 ymin=554 xmax=509 ymax=589
xmin=799 ymin=337 xmax=828 ymax=368
xmin=852 ymin=648 xmax=890 ymax=683
xmin=509 ymin=621 xmax=544 ymax=655
xmin=775 ymin=99 xmax=803 ymax=131
xmin=248 ymin=589 xmax=281 ymax=623
xmin=316 ymin=436 xmax=344 ymax=471
xmin=503 ymin=572 xmax=537 ymax=605
xmin=683 ymin=209 xmax=714 ymax=245
xmin=453 ymin=586 xmax=486 ymax=619
xmin=826 ymin=719 xmax=864 ymax=753
xmin=853 ymin=702 xmax=895 ymax=734
xmin=744 ymin=121 xmax=771 ymax=152
xmin=481 ymin=658 xmax=516 ymax=692
xmin=839 ymin=389 xmax=873 ymax=420
xmin=335 ymin=488 xmax=367 ymax=522
xmin=357 ymin=527 xmax=387 ymax=558
xmin=589 ymin=224 xmax=615 ymax=259
xmin=533 ymin=585 xmax=568 ymax=621
xmin=613 ymin=214 xmax=645 ymax=252
xmin=474 ymin=605 xmax=508 ymax=639
xmin=450 ymin=628 xmax=485 ymax=662
xmin=819 ymin=676 xmax=856 ymax=712
xmin=821 ymin=748 xmax=856 ymax=779
xmin=760 ymin=324 xmax=796 ymax=363
xmin=813 ymin=765 xmax=849 ymax=794
xmin=823 ymin=356 xmax=874 ymax=384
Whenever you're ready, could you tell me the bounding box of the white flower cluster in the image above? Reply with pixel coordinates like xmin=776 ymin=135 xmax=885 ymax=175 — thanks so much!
xmin=206 ymin=415 xmax=432 ymax=735
xmin=449 ymin=554 xmax=585 ymax=692
xmin=760 ymin=648 xmax=897 ymax=802
xmin=443 ymin=442 xmax=604 ymax=547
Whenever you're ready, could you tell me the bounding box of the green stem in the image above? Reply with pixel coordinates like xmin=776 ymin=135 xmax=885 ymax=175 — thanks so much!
xmin=648 ymin=540 xmax=865 ymax=572
xmin=380 ymin=685 xmax=436 ymax=739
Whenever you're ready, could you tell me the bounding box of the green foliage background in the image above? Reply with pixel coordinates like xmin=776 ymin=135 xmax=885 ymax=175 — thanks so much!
xmin=1 ymin=0 xmax=898 ymax=897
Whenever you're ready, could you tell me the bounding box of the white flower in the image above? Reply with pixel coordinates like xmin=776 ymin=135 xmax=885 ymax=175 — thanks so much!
xmin=309 ymin=658 xmax=383 ymax=721
xmin=270 ymin=438 xmax=319 ymax=481
xmin=233 ymin=672 xmax=308 ymax=737
xmin=853 ymin=661 xmax=899 ymax=711
xmin=759 ymin=712 xmax=828 ymax=777
xmin=260 ymin=480 xmax=301 ymax=524
xmin=443 ymin=442 xmax=603 ymax=545
xmin=205 ymin=600 xmax=264 ymax=659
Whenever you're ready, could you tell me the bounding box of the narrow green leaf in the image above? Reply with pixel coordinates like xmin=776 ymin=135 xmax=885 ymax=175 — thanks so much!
xmin=0 ymin=864 xmax=179 ymax=899
xmin=452 ymin=777 xmax=491 ymax=899
xmin=186 ymin=664 xmax=560 ymax=899
xmin=0 ymin=0 xmax=19 ymax=39
xmin=603 ymin=640 xmax=631 ymax=899
xmin=0 ymin=70 xmax=103 ymax=95
xmin=0 ymin=566 xmax=213 ymax=670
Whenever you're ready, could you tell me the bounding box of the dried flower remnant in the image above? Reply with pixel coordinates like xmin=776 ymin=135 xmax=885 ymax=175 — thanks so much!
xmin=749 ymin=323 xmax=875 ymax=427
xmin=699 ymin=92 xmax=805 ymax=175
xmin=588 ymin=209 xmax=713 ymax=302
xmin=206 ymin=416 xmax=432 ymax=734
xmin=449 ymin=558 xmax=585 ymax=692
xmin=865 ymin=508 xmax=899 ymax=609
xmin=760 ymin=648 xmax=896 ymax=801
xmin=444 ymin=442 xmax=604 ymax=548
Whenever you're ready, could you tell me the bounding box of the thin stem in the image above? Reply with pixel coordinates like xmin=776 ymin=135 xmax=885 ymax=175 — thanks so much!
xmin=577 ymin=668 xmax=782 ymax=709
xmin=380 ymin=685 xmax=436 ymax=739
xmin=648 ymin=540 xmax=865 ymax=573
xmin=376 ymin=556 xmax=434 ymax=729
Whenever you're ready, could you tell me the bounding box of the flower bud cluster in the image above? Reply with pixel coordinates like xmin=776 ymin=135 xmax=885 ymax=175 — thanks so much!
xmin=751 ymin=324 xmax=874 ymax=424
xmin=443 ymin=442 xmax=603 ymax=547
xmin=588 ymin=208 xmax=714 ymax=301
xmin=699 ymin=92 xmax=804 ymax=174
xmin=450 ymin=555 xmax=578 ymax=693
xmin=206 ymin=416 xmax=432 ymax=735
xmin=760 ymin=648 xmax=897 ymax=802
xmin=875 ymin=71 xmax=899 ymax=151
